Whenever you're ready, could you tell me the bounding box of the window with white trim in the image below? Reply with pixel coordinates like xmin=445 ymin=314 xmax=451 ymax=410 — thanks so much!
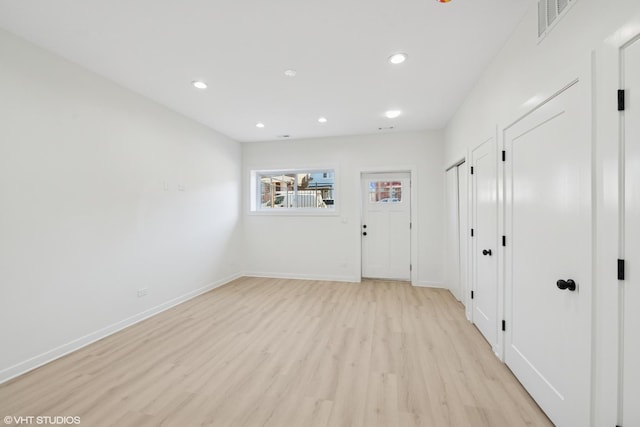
xmin=251 ymin=169 xmax=335 ymax=211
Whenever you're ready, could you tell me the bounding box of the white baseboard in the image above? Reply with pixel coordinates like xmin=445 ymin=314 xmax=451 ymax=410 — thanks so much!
xmin=413 ymin=280 xmax=445 ymax=288
xmin=0 ymin=272 xmax=242 ymax=385
xmin=244 ymin=271 xmax=360 ymax=283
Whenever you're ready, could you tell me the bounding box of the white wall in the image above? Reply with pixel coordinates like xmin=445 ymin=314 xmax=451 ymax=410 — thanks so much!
xmin=444 ymin=0 xmax=640 ymax=425
xmin=0 ymin=29 xmax=244 ymax=383
xmin=242 ymin=131 xmax=444 ymax=286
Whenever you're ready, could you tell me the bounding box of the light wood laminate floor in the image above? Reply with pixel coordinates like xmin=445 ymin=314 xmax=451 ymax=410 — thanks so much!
xmin=0 ymin=277 xmax=552 ymax=426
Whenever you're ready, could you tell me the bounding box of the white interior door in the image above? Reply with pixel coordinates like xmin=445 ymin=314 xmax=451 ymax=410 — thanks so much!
xmin=504 ymin=80 xmax=591 ymax=427
xmin=471 ymin=138 xmax=498 ymax=349
xmin=361 ymin=173 xmax=411 ymax=280
xmin=622 ymin=35 xmax=640 ymax=427
xmin=446 ymin=167 xmax=462 ymax=300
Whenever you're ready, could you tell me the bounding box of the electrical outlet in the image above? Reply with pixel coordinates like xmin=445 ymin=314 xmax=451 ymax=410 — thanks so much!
xmin=137 ymin=288 xmax=148 ymax=297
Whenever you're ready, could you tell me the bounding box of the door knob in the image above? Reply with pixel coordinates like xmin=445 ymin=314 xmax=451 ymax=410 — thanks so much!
xmin=556 ymin=279 xmax=576 ymax=291
xmin=482 ymin=249 xmax=492 ymax=256
xmin=363 ymin=224 xmax=367 ymax=229
xmin=362 ymin=232 xmax=367 ymax=236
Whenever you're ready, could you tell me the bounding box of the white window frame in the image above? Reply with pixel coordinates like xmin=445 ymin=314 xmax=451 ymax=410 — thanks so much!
xmin=250 ymin=168 xmax=338 ymax=215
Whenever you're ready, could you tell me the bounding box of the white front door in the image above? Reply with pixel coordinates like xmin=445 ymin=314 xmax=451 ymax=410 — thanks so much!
xmin=361 ymin=173 xmax=411 ymax=280
xmin=471 ymin=138 xmax=498 ymax=350
xmin=622 ymin=35 xmax=640 ymax=427
xmin=504 ymin=80 xmax=592 ymax=427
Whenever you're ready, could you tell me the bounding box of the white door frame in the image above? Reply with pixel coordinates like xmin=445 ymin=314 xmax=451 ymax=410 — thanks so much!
xmin=355 ymin=166 xmax=418 ymax=285
xmin=619 ymin=32 xmax=640 ymax=427
xmin=588 ymin=27 xmax=640 ymax=427
xmin=457 ymin=160 xmax=469 ymax=312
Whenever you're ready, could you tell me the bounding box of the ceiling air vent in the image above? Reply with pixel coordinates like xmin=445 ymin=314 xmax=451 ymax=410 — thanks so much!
xmin=557 ymin=0 xmax=569 ymax=14
xmin=538 ymin=0 xmax=576 ymax=41
xmin=547 ymin=0 xmax=558 ymax=26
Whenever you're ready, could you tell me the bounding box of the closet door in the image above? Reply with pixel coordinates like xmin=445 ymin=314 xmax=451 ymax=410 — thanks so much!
xmin=471 ymin=138 xmax=498 ymax=350
xmin=504 ymin=80 xmax=592 ymax=427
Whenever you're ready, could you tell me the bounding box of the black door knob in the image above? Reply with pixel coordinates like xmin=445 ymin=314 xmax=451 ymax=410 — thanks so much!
xmin=363 ymin=224 xmax=367 ymax=229
xmin=556 ymin=279 xmax=576 ymax=291
xmin=482 ymin=249 xmax=492 ymax=256
xmin=362 ymin=232 xmax=367 ymax=236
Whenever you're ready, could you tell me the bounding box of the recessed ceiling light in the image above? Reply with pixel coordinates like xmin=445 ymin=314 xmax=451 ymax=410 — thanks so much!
xmin=388 ymin=53 xmax=408 ymax=64
xmin=284 ymin=69 xmax=297 ymax=77
xmin=192 ymin=80 xmax=208 ymax=89
xmin=256 ymin=122 xmax=265 ymax=128
xmin=318 ymin=117 xmax=328 ymax=123
xmin=385 ymin=110 xmax=402 ymax=119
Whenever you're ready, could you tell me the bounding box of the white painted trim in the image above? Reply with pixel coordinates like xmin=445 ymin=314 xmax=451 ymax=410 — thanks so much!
xmin=413 ymin=280 xmax=445 ymax=288
xmin=496 ymin=122 xmax=506 ymax=362
xmin=244 ymin=272 xmax=360 ymax=283
xmin=615 ymin=32 xmax=640 ymax=427
xmin=246 ymin=209 xmax=339 ymax=217
xmin=0 ymin=273 xmax=242 ymax=385
xmin=463 ymin=151 xmax=473 ymax=322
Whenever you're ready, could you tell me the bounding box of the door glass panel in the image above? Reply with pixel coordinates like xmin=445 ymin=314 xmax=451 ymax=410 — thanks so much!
xmin=368 ymin=181 xmax=403 ymax=203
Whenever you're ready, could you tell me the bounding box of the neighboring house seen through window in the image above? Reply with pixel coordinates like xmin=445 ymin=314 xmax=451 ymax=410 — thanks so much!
xmin=252 ymin=169 xmax=335 ymax=211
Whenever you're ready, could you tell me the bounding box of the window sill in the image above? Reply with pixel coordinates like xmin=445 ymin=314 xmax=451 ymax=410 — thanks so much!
xmin=248 ymin=208 xmax=339 ymax=217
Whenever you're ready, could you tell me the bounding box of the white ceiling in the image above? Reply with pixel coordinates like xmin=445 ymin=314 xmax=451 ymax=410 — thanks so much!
xmin=0 ymin=0 xmax=532 ymax=142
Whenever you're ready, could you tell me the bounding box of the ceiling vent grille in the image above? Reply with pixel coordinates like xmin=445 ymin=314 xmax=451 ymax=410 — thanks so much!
xmin=538 ymin=0 xmax=576 ymax=40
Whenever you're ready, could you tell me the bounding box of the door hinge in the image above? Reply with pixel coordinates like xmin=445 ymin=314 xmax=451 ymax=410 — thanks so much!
xmin=409 ymin=222 xmax=412 ymax=230
xmin=471 ymin=228 xmax=474 ymax=237
xmin=471 ymin=290 xmax=474 ymax=299
xmin=502 ymin=320 xmax=506 ymax=331
xmin=501 ymin=150 xmax=506 ymax=162
xmin=618 ymin=259 xmax=625 ymax=281
xmin=618 ymin=89 xmax=625 ymax=111
xmin=470 ymin=166 xmax=474 ymax=175
xmin=502 ymin=235 xmax=506 ymax=247
xmin=410 ymin=264 xmax=412 ymax=272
